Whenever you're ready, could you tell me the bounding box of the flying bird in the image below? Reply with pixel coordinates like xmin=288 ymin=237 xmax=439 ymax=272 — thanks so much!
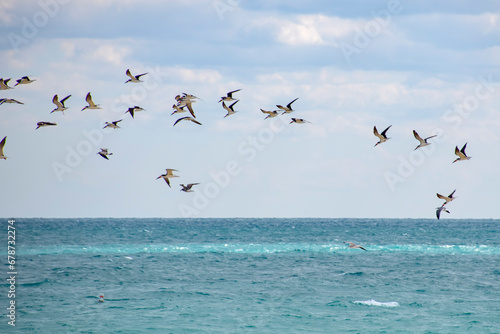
xmin=453 ymin=143 xmax=471 ymax=163
xmin=219 ymin=89 xmax=241 ymax=103
xmin=0 ymin=136 xmax=7 ymax=159
xmin=173 ymin=116 xmax=202 ymax=126
xmin=98 ymin=148 xmax=113 ymax=160
xmin=125 ymin=69 xmax=147 ymax=83
xmin=181 ymin=93 xmax=201 ymax=101
xmin=180 ymin=183 xmax=200 ymax=192
xmin=0 ymin=78 xmax=13 ymax=90
xmin=290 ymin=118 xmax=310 ymax=124
xmin=0 ymin=98 xmax=23 ymax=105
xmin=413 ymin=130 xmax=437 ymax=150
xmin=436 ymin=206 xmax=450 ymax=220
xmin=222 ymin=100 xmax=239 ymax=118
xmin=125 ymin=106 xmax=144 ymax=118
xmin=15 ymin=76 xmax=36 ymax=86
xmin=277 ymin=97 xmax=298 ymax=114
xmin=437 ymin=189 xmax=456 ymax=207
xmin=103 ymin=120 xmax=123 ymax=129
xmin=344 ymin=242 xmax=367 ymax=251
xmin=51 ymin=94 xmax=71 ymax=114
xmin=36 ymin=121 xmax=57 ymax=129
xmin=374 ymin=125 xmax=392 ymax=146
xmin=261 ymin=108 xmax=279 ymax=119
xmin=81 ymin=92 xmax=101 ymax=111
xmin=156 ymin=169 xmax=179 ymax=188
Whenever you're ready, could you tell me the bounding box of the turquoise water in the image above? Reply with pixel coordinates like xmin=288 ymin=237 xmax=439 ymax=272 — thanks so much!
xmin=2 ymin=218 xmax=500 ymax=333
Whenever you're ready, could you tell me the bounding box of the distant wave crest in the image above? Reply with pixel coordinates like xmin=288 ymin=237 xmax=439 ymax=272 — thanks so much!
xmin=353 ymin=299 xmax=400 ymax=307
xmin=18 ymin=243 xmax=500 ymax=256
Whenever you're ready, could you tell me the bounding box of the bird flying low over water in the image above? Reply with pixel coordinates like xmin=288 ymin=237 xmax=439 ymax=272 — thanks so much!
xmin=98 ymin=148 xmax=113 ymax=160
xmin=0 ymin=136 xmax=7 ymax=159
xmin=0 ymin=98 xmax=23 ymax=105
xmin=344 ymin=242 xmax=367 ymax=251
xmin=173 ymin=116 xmax=202 ymax=126
xmin=453 ymin=143 xmax=471 ymax=163
xmin=103 ymin=120 xmax=122 ymax=129
xmin=436 ymin=206 xmax=450 ymax=220
xmin=222 ymin=100 xmax=239 ymax=118
xmin=81 ymin=92 xmax=101 ymax=111
xmin=374 ymin=125 xmax=391 ymax=146
xmin=156 ymin=169 xmax=179 ymax=188
xmin=277 ymin=97 xmax=298 ymax=114
xmin=437 ymin=189 xmax=456 ymax=207
xmin=15 ymin=76 xmax=36 ymax=86
xmin=219 ymin=89 xmax=241 ymax=103
xmin=0 ymin=78 xmax=13 ymax=90
xmin=125 ymin=106 xmax=144 ymax=119
xmin=180 ymin=183 xmax=200 ymax=192
xmin=51 ymin=94 xmax=71 ymax=114
xmin=261 ymin=109 xmax=279 ymax=119
xmin=125 ymin=69 xmax=147 ymax=83
xmin=36 ymin=121 xmax=57 ymax=129
xmin=290 ymin=118 xmax=310 ymax=124
xmin=413 ymin=130 xmax=437 ymax=150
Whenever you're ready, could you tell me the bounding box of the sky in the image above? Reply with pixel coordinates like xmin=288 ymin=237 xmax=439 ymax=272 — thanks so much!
xmin=1 ymin=0 xmax=500 ymax=219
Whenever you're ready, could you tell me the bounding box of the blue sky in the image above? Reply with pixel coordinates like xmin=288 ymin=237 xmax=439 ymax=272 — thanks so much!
xmin=1 ymin=0 xmax=499 ymax=218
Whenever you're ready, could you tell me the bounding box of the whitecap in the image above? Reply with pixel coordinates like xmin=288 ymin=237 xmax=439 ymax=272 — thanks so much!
xmin=353 ymin=299 xmax=399 ymax=307
xmin=124 ymin=256 xmax=134 ymax=260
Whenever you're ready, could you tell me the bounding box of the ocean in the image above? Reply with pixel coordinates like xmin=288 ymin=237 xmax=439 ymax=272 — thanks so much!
xmin=2 ymin=218 xmax=499 ymax=333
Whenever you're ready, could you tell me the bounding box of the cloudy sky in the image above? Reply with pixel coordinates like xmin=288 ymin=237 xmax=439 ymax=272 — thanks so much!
xmin=1 ymin=0 xmax=499 ymax=219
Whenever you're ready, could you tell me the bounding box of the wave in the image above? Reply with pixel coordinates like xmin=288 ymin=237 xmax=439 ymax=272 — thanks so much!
xmin=353 ymin=299 xmax=400 ymax=307
xmin=18 ymin=243 xmax=500 ymax=256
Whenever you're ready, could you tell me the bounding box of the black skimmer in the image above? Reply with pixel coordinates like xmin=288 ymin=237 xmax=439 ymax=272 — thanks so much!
xmin=453 ymin=143 xmax=471 ymax=163
xmin=81 ymin=92 xmax=101 ymax=111
xmin=0 ymin=136 xmax=7 ymax=160
xmin=344 ymin=242 xmax=367 ymax=251
xmin=103 ymin=120 xmax=123 ymax=129
xmin=125 ymin=69 xmax=147 ymax=83
xmin=219 ymin=89 xmax=241 ymax=103
xmin=0 ymin=98 xmax=23 ymax=105
xmin=277 ymin=98 xmax=298 ymax=114
xmin=373 ymin=125 xmax=391 ymax=146
xmin=261 ymin=108 xmax=279 ymax=119
xmin=125 ymin=106 xmax=144 ymax=119
xmin=51 ymin=94 xmax=71 ymax=114
xmin=156 ymin=169 xmax=179 ymax=187
xmin=413 ymin=130 xmax=437 ymax=150
xmin=14 ymin=76 xmax=36 ymax=86
xmin=437 ymin=189 xmax=456 ymax=207
xmin=36 ymin=121 xmax=57 ymax=129
xmin=0 ymin=78 xmax=13 ymax=90
xmin=181 ymin=93 xmax=201 ymax=101
xmin=98 ymin=148 xmax=113 ymax=160
xmin=436 ymin=206 xmax=450 ymax=220
xmin=180 ymin=183 xmax=199 ymax=192
xmin=171 ymin=104 xmax=187 ymax=115
xmin=173 ymin=116 xmax=202 ymax=126
xmin=222 ymin=100 xmax=239 ymax=118
xmin=290 ymin=118 xmax=310 ymax=124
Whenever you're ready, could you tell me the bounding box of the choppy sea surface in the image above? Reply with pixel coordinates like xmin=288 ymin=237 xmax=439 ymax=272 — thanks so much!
xmin=2 ymin=218 xmax=500 ymax=333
